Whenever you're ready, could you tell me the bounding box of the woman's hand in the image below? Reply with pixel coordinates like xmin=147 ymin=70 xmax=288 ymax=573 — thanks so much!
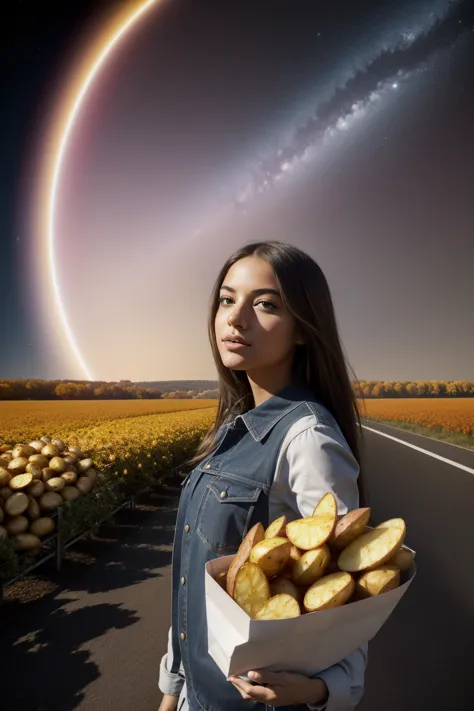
xmin=157 ymin=693 xmax=180 ymax=711
xmin=228 ymin=670 xmax=328 ymax=707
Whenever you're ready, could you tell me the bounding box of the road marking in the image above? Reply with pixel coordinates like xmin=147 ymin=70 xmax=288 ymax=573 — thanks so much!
xmin=363 ymin=418 xmax=474 ymax=453
xmin=361 ymin=424 xmax=474 ymax=475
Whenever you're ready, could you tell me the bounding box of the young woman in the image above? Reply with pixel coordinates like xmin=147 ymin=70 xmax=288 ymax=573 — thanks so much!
xmin=158 ymin=240 xmax=368 ymax=711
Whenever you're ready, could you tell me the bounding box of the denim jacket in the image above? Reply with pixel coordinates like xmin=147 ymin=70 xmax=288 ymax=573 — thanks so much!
xmin=159 ymin=380 xmax=368 ymax=711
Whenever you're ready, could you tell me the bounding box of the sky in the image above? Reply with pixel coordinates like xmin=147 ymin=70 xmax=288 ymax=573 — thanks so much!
xmin=1 ymin=0 xmax=473 ymax=383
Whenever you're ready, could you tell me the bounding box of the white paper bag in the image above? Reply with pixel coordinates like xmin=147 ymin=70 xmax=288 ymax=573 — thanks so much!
xmin=205 ymin=552 xmax=416 ymax=678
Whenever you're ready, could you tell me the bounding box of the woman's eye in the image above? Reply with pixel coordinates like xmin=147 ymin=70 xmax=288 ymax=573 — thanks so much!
xmin=218 ymin=296 xmax=233 ymax=306
xmin=257 ymin=300 xmax=276 ymax=310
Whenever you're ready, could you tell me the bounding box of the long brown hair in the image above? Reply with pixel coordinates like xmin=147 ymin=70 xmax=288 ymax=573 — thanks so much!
xmin=184 ymin=240 xmax=368 ymax=507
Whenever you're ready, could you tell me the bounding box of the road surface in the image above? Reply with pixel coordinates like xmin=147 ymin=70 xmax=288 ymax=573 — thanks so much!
xmin=1 ymin=424 xmax=473 ymax=711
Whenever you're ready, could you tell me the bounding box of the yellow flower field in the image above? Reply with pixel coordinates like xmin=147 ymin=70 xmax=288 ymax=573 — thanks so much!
xmin=359 ymin=397 xmax=474 ymax=446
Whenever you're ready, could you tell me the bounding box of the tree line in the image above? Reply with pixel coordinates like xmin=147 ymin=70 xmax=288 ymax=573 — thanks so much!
xmin=0 ymin=379 xmax=472 ymax=401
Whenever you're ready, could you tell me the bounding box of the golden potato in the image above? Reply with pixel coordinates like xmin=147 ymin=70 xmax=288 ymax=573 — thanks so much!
xmin=8 ymin=457 xmax=29 ymax=474
xmin=76 ymin=477 xmax=93 ymax=495
xmin=30 ymin=517 xmax=55 ymax=538
xmin=13 ymin=533 xmax=42 ymax=551
xmin=5 ymin=492 xmax=29 ymax=517
xmin=269 ymin=576 xmax=300 ymax=601
xmin=329 ymin=508 xmax=371 ymax=550
xmin=233 ymin=563 xmax=270 ymax=618
xmin=27 ymin=497 xmax=41 ymax=520
xmin=356 ymin=565 xmax=401 ymax=599
xmin=61 ymin=471 xmax=78 ymax=486
xmin=45 ymin=477 xmax=66 ymax=493
xmin=249 ymin=537 xmax=291 ymax=578
xmin=27 ymin=480 xmax=45 ymax=499
xmin=312 ymin=492 xmax=338 ymax=518
xmin=226 ymin=522 xmax=265 ymax=597
xmin=215 ymin=571 xmax=227 ymax=589
xmin=39 ymin=491 xmax=63 ymax=512
xmin=264 ymin=515 xmax=287 ymax=539
xmin=61 ymin=486 xmax=81 ymax=502
xmin=28 ymin=454 xmax=49 ymax=469
xmin=9 ymin=473 xmax=33 ymax=490
xmin=286 ymin=514 xmax=335 ymax=551
xmin=291 ymin=545 xmax=331 ymax=586
xmin=254 ymin=593 xmax=301 ymax=620
xmin=0 ymin=467 xmax=10 ymax=487
xmin=25 ymin=462 xmax=43 ymax=480
xmin=338 ymin=518 xmax=406 ymax=573
xmin=5 ymin=515 xmax=30 ymax=536
xmin=49 ymin=457 xmax=67 ymax=474
xmin=387 ymin=546 xmax=414 ymax=572
xmin=304 ymin=572 xmax=355 ymax=612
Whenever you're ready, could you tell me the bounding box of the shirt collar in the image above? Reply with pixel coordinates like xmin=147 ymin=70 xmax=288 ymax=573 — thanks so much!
xmin=232 ymin=380 xmax=317 ymax=442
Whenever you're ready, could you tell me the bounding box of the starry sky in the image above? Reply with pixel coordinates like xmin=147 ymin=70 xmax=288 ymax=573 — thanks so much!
xmin=1 ymin=0 xmax=473 ymax=383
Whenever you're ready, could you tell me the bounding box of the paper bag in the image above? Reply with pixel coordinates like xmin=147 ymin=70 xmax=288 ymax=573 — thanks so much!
xmin=205 ymin=552 xmax=416 ymax=678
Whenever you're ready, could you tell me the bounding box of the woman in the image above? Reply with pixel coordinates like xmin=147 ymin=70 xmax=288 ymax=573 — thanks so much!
xmin=158 ymin=240 xmax=368 ymax=711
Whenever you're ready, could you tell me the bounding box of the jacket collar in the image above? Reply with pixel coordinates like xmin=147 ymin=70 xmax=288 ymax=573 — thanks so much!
xmin=232 ymin=380 xmax=318 ymax=442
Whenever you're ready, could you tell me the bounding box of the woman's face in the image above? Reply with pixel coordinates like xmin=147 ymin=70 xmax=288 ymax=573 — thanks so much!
xmin=215 ymin=256 xmax=303 ymax=380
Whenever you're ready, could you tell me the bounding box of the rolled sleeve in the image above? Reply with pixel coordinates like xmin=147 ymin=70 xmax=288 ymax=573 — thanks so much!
xmin=158 ymin=626 xmax=185 ymax=696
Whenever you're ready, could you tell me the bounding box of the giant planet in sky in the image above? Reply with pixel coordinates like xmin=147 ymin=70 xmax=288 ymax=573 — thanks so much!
xmin=29 ymin=0 xmax=474 ymax=382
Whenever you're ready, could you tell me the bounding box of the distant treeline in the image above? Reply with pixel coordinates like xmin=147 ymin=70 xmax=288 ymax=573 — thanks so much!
xmin=0 ymin=379 xmax=472 ymax=401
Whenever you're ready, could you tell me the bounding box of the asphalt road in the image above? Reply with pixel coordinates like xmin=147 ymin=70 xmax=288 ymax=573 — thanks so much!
xmin=1 ymin=425 xmax=473 ymax=711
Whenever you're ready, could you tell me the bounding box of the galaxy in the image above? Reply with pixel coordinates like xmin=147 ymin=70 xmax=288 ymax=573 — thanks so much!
xmin=1 ymin=0 xmax=473 ymax=381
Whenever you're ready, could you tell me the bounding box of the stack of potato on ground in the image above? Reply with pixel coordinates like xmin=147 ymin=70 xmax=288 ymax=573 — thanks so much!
xmin=0 ymin=437 xmax=104 ymax=552
xmin=214 ymin=493 xmax=414 ymax=620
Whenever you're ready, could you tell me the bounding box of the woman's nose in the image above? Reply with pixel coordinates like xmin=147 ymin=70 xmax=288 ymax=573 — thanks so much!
xmin=227 ymin=302 xmax=247 ymax=328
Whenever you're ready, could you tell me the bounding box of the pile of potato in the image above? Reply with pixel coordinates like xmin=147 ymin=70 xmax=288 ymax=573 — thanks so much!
xmin=214 ymin=492 xmax=414 ymax=620
xmin=0 ymin=437 xmax=104 ymax=552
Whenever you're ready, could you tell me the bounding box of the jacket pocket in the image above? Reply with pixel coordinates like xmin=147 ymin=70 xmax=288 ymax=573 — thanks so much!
xmin=196 ymin=475 xmax=264 ymax=554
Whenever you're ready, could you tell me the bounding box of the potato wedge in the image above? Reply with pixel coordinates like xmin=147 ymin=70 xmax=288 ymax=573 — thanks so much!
xmin=338 ymin=518 xmax=406 ymax=572
xmin=304 ymin=571 xmax=355 ymax=612
xmin=215 ymin=571 xmax=227 ymax=589
xmin=286 ymin=514 xmax=335 ymax=551
xmin=269 ymin=576 xmax=300 ymax=601
xmin=226 ymin=522 xmax=265 ymax=597
xmin=312 ymin=492 xmax=338 ymax=518
xmin=329 ymin=508 xmax=371 ymax=550
xmin=255 ymin=593 xmax=301 ymax=620
xmin=387 ymin=546 xmax=414 ymax=572
xmin=9 ymin=473 xmax=33 ymax=490
xmin=292 ymin=545 xmax=331 ymax=586
xmin=233 ymin=562 xmax=270 ymax=618
xmin=356 ymin=565 xmax=401 ymax=599
xmin=264 ymin=515 xmax=287 ymax=539
xmin=249 ymin=537 xmax=291 ymax=578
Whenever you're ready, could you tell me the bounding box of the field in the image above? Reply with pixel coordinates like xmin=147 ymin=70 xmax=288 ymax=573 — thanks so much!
xmin=359 ymin=397 xmax=474 ymax=449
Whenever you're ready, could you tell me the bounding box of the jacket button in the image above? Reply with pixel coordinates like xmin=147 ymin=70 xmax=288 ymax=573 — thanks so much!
xmin=181 ymin=577 xmax=186 ymax=585
xmin=184 ymin=525 xmax=190 ymax=533
xmin=180 ymin=632 xmax=186 ymax=641
xmin=205 ymin=463 xmax=211 ymax=469
xmin=220 ymin=491 xmax=227 ymax=499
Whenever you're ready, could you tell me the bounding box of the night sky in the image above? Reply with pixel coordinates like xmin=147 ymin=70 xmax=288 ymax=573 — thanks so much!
xmin=1 ymin=0 xmax=473 ymax=383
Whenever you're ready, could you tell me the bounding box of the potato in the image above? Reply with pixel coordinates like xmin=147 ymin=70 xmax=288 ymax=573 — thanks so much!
xmin=13 ymin=533 xmax=42 ymax=551
xmin=8 ymin=457 xmax=29 ymax=474
xmin=67 ymin=446 xmax=84 ymax=458
xmin=61 ymin=486 xmax=81 ymax=502
xmin=249 ymin=537 xmax=291 ymax=578
xmin=27 ymin=497 xmax=41 ymax=520
xmin=30 ymin=517 xmax=55 ymax=538
xmin=9 ymin=473 xmax=33 ymax=490
xmin=77 ymin=458 xmax=93 ymax=473
xmin=304 ymin=572 xmax=355 ymax=612
xmin=338 ymin=518 xmax=406 ymax=573
xmin=40 ymin=436 xmax=52 ymax=444
xmin=5 ymin=492 xmax=29 ymax=517
xmin=233 ymin=563 xmax=270 ymax=618
xmin=61 ymin=471 xmax=78 ymax=485
xmin=286 ymin=514 xmax=335 ymax=551
xmin=41 ymin=468 xmax=56 ymax=482
xmin=387 ymin=546 xmax=414 ymax=572
xmin=356 ymin=565 xmax=401 ymax=599
xmin=63 ymin=453 xmax=78 ymax=465
xmin=28 ymin=454 xmax=49 ymax=468
xmin=46 ymin=477 xmax=66 ymax=493
xmin=0 ymin=457 xmax=11 ymax=469
xmin=0 ymin=444 xmax=11 ymax=453
xmin=5 ymin=515 xmax=30 ymax=535
xmin=226 ymin=522 xmax=265 ymax=597
xmin=292 ymin=545 xmax=331 ymax=586
xmin=27 ymin=480 xmax=45 ymax=499
xmin=41 ymin=443 xmax=61 ymax=458
xmin=0 ymin=525 xmax=7 ymax=539
xmin=312 ymin=492 xmax=338 ymax=518
xmin=25 ymin=462 xmax=43 ymax=479
xmin=49 ymin=457 xmax=67 ymax=474
xmin=0 ymin=467 xmax=10 ymax=487
xmin=51 ymin=438 xmax=66 ymax=452
xmin=215 ymin=571 xmax=227 ymax=589
xmin=29 ymin=440 xmax=46 ymax=453
xmin=0 ymin=487 xmax=14 ymax=502
xmin=13 ymin=445 xmax=37 ymax=459
xmin=1 ymin=452 xmax=13 ymax=462
xmin=255 ymin=593 xmax=301 ymax=620
xmin=39 ymin=491 xmax=63 ymax=512
xmin=269 ymin=576 xmax=300 ymax=602
xmin=85 ymin=468 xmax=98 ymax=486
xmin=264 ymin=515 xmax=287 ymax=539
xmin=329 ymin=508 xmax=371 ymax=550
xmin=64 ymin=463 xmax=78 ymax=474
xmin=76 ymin=476 xmax=93 ymax=495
